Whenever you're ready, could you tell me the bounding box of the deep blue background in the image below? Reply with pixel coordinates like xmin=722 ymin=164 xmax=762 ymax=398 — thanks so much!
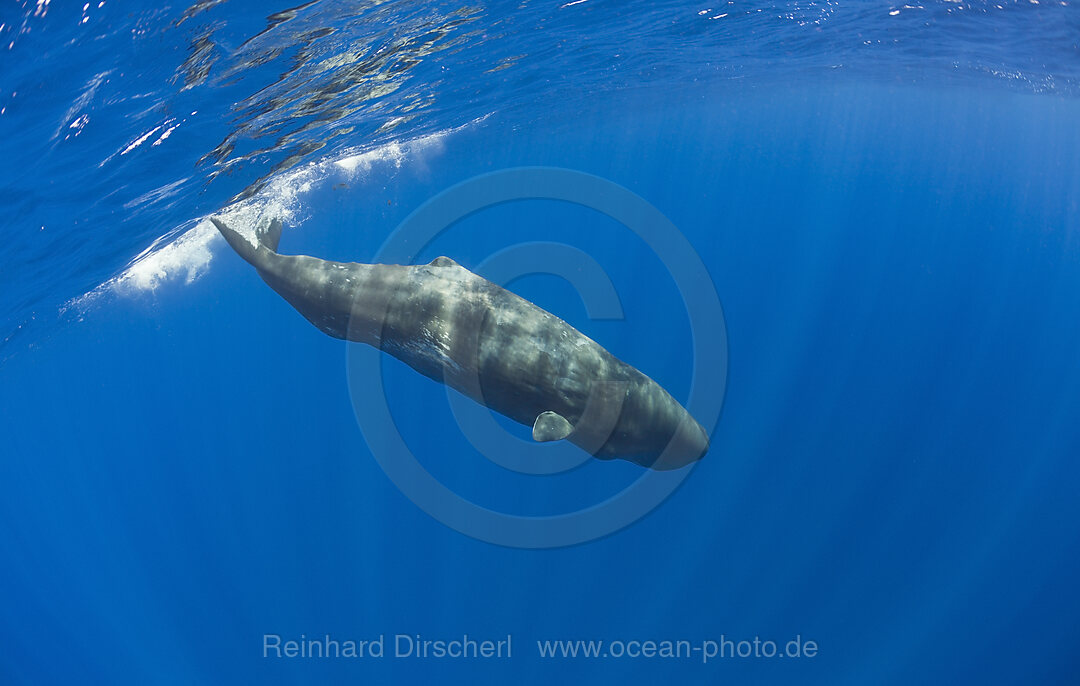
xmin=3 ymin=2 xmax=1080 ymax=684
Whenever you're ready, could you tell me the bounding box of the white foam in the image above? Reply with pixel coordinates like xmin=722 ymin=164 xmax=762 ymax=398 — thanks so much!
xmin=335 ymin=141 xmax=407 ymax=173
xmin=68 ymin=121 xmax=480 ymax=312
xmin=110 ymin=218 xmax=217 ymax=293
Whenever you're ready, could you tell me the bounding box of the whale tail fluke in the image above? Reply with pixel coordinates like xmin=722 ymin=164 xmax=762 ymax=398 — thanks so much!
xmin=210 ymin=216 xmax=283 ymax=266
xmin=262 ymin=218 xmax=284 ymax=253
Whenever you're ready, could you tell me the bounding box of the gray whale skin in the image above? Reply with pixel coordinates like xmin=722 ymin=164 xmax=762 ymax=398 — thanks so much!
xmin=212 ymin=217 xmax=709 ymax=470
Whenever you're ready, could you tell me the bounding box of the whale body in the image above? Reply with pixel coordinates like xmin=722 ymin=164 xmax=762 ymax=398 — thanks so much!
xmin=212 ymin=217 xmax=709 ymax=469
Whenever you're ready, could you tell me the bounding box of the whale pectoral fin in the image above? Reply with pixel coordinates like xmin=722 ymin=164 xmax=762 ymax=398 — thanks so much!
xmin=532 ymin=411 xmax=574 ymax=442
xmin=428 ymin=256 xmax=459 ymax=268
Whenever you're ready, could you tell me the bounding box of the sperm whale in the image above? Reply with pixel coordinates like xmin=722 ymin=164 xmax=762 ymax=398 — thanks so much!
xmin=211 ymin=217 xmax=709 ymax=469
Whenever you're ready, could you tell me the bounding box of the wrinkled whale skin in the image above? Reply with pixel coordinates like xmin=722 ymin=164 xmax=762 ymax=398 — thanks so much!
xmin=212 ymin=218 xmax=709 ymax=469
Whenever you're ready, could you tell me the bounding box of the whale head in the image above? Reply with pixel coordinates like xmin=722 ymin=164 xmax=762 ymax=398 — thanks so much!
xmin=648 ymin=414 xmax=711 ymax=470
xmin=549 ymin=375 xmax=711 ymax=471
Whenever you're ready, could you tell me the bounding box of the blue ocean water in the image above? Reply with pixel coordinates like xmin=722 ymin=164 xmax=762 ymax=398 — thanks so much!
xmin=2 ymin=1 xmax=1080 ymax=683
